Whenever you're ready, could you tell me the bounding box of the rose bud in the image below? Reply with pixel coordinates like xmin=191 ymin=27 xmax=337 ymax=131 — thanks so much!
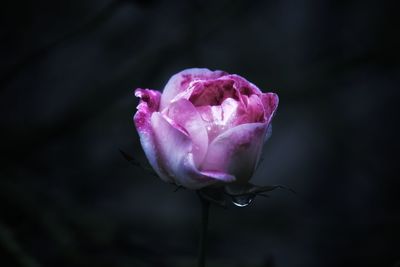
xmin=134 ymin=68 xmax=278 ymax=190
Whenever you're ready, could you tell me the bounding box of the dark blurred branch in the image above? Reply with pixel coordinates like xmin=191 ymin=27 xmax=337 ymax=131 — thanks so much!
xmin=0 ymin=221 xmax=41 ymax=267
xmin=119 ymin=149 xmax=158 ymax=176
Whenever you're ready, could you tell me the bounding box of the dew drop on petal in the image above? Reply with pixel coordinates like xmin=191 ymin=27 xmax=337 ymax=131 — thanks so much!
xmin=231 ymin=194 xmax=254 ymax=207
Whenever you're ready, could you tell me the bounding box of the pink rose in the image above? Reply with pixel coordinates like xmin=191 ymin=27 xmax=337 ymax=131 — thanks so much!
xmin=134 ymin=68 xmax=278 ymax=190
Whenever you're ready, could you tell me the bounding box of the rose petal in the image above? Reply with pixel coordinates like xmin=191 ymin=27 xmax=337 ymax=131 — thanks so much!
xmin=183 ymin=153 xmax=236 ymax=189
xmin=220 ymin=74 xmax=263 ymax=96
xmin=151 ymin=112 xmax=234 ymax=189
xmin=160 ymin=68 xmax=227 ymax=110
xmin=200 ymin=122 xmax=269 ymax=184
xmin=244 ymin=94 xmax=265 ymax=123
xmin=260 ymin=93 xmax=279 ymax=122
xmin=188 ymin=79 xmax=237 ymax=106
xmin=197 ymin=98 xmax=243 ymax=141
xmin=134 ymin=88 xmax=160 ymax=132
xmin=163 ymin=99 xmax=208 ymax=167
xmin=150 ymin=112 xmax=191 ymax=179
xmin=134 ymin=89 xmax=171 ymax=182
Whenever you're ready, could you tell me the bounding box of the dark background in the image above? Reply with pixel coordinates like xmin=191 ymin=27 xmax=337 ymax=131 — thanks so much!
xmin=1 ymin=0 xmax=399 ymax=266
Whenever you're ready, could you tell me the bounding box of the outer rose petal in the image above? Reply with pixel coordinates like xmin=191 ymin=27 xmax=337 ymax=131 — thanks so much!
xmin=134 ymin=88 xmax=160 ymax=132
xmin=151 ymin=112 xmax=235 ymax=189
xmin=134 ymin=89 xmax=171 ymax=182
xmin=200 ymin=122 xmax=269 ymax=184
xmin=182 ymin=153 xmax=235 ymax=189
xmin=164 ymin=99 xmax=209 ymax=167
xmin=160 ymin=68 xmax=227 ymax=110
xmin=261 ymin=92 xmax=279 ymax=122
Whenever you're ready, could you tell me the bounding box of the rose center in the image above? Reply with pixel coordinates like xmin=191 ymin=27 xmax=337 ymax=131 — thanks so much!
xmin=188 ymin=80 xmax=243 ymax=106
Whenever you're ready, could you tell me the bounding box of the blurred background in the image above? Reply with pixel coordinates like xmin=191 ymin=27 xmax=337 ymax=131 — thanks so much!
xmin=0 ymin=0 xmax=399 ymax=266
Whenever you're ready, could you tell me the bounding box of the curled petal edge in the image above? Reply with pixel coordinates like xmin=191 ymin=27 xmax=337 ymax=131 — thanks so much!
xmin=134 ymin=88 xmax=172 ymax=183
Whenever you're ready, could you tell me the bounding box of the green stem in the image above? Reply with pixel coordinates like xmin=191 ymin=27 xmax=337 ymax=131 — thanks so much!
xmin=197 ymin=192 xmax=210 ymax=267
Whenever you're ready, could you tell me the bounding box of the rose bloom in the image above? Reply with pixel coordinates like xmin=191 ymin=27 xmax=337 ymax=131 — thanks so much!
xmin=134 ymin=68 xmax=278 ymax=190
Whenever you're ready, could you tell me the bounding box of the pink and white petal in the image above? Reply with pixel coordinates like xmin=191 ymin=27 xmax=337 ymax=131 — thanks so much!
xmin=219 ymin=97 xmax=242 ymax=127
xmin=200 ymin=122 xmax=269 ymax=184
xmin=179 ymin=153 xmax=235 ymax=189
xmin=160 ymin=68 xmax=227 ymax=110
xmin=260 ymin=93 xmax=279 ymax=122
xmin=151 ymin=112 xmax=234 ymax=189
xmin=164 ymin=99 xmax=209 ymax=167
xmin=199 ymin=170 xmax=235 ymax=183
xmin=136 ymin=125 xmax=172 ymax=183
xmin=134 ymin=88 xmax=161 ymax=132
xmin=150 ymin=112 xmax=192 ymax=181
xmin=196 ymin=98 xmax=243 ymax=142
xmin=133 ymin=89 xmax=171 ymax=182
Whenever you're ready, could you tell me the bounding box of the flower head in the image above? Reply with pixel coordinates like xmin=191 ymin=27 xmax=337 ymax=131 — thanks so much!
xmin=134 ymin=68 xmax=278 ymax=190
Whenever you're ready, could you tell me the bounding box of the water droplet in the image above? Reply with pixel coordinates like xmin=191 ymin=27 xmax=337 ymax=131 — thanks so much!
xmin=231 ymin=194 xmax=254 ymax=207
